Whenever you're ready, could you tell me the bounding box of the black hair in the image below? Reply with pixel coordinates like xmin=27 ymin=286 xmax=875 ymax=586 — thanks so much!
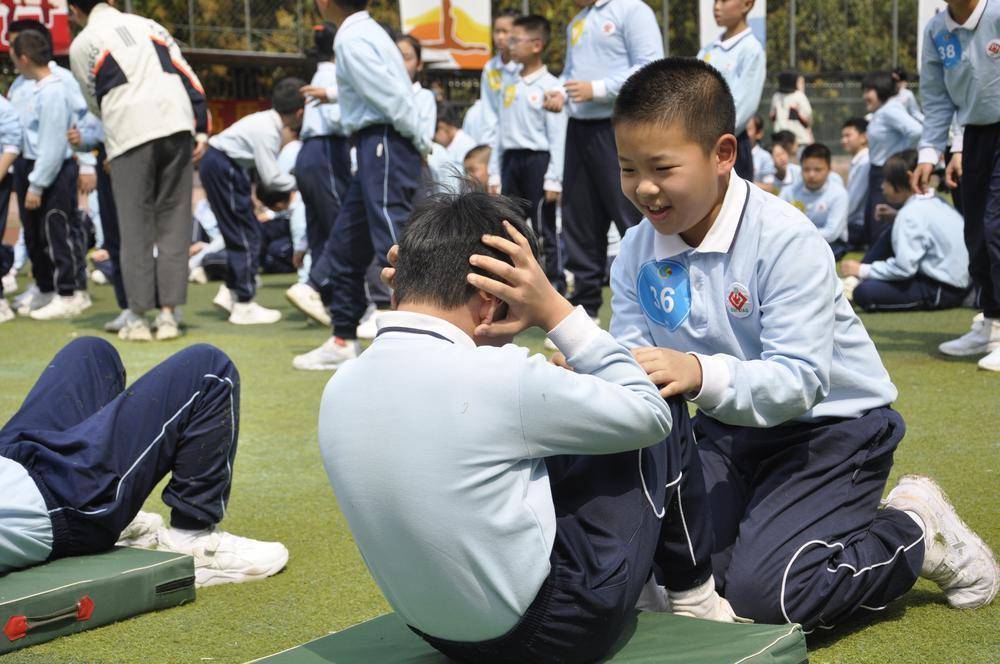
xmin=613 ymin=57 xmax=735 ymax=155
xmin=777 ymin=71 xmax=798 ymax=94
xmin=771 ymin=130 xmax=797 ymax=154
xmin=333 ymin=0 xmax=368 ymax=12
xmin=513 ymin=15 xmax=551 ymax=49
xmin=749 ymin=113 xmax=766 ymax=134
xmin=12 ymin=30 xmax=51 ymax=67
xmin=464 ymin=144 xmax=491 ymax=163
xmin=862 ymin=71 xmax=896 ymax=103
xmin=842 ymin=117 xmax=868 ymax=133
xmin=495 ymin=8 xmax=520 ymax=24
xmin=8 ymin=19 xmax=47 ymax=36
xmin=883 ymin=149 xmax=918 ymax=191
xmin=256 ymin=186 xmax=293 ymax=210
xmin=394 ymin=183 xmax=539 ymax=309
xmin=891 ymin=67 xmax=909 ymax=83
xmin=272 ymin=77 xmax=306 ymax=115
xmin=436 ymin=103 xmax=461 ymax=129
xmin=67 ymin=0 xmax=101 ymax=14
xmin=800 ymin=142 xmax=831 ymax=166
xmin=312 ymin=23 xmax=336 ymax=59
xmin=396 ymin=33 xmax=422 ymax=64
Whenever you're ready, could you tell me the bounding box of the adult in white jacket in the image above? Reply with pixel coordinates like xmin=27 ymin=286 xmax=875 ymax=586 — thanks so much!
xmin=67 ymin=0 xmax=209 ymax=341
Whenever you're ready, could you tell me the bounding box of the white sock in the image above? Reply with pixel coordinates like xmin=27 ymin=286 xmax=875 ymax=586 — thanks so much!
xmin=167 ymin=526 xmax=211 ymax=544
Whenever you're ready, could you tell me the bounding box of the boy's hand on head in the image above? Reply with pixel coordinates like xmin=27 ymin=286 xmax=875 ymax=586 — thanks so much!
xmin=468 ymin=220 xmax=573 ymax=337
xmin=564 ymin=80 xmax=594 ymax=103
xmin=380 ymin=244 xmax=399 ymax=290
xmin=630 ymin=347 xmax=703 ymax=399
xmin=945 ymin=153 xmax=963 ymax=189
xmin=543 ymin=90 xmax=565 ymax=112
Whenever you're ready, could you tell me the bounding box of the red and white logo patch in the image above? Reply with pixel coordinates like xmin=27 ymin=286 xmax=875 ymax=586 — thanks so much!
xmin=528 ymin=91 xmax=542 ymax=107
xmin=987 ymin=39 xmax=1000 ymax=58
xmin=726 ymin=282 xmax=752 ymax=318
xmin=602 ymin=21 xmax=616 ymax=35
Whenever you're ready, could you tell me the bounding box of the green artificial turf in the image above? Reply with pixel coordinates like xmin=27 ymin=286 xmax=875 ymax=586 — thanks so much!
xmin=0 ymin=274 xmax=997 ymax=663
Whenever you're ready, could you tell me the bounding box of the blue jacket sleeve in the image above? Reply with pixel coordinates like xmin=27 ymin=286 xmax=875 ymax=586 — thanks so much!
xmin=544 ymin=106 xmax=567 ymax=188
xmin=596 ymin=2 xmax=664 ymax=100
xmin=28 ymin=92 xmax=70 ymax=194
xmin=819 ymin=187 xmax=849 ymax=244
xmin=866 ymin=212 xmax=926 ymax=281
xmin=917 ymin=26 xmax=956 ymax=159
xmin=734 ymin=45 xmax=766 ymax=131
xmin=0 ymin=101 xmax=22 ymax=155
xmin=891 ymin=103 xmax=923 ymax=148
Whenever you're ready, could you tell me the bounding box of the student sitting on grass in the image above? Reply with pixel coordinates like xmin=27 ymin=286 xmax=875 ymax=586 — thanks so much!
xmin=770 ymin=130 xmax=800 ymax=193
xmin=320 ymin=189 xmax=725 ymax=664
xmin=0 ymin=337 xmax=288 ymax=587
xmin=463 ymin=144 xmax=491 ymax=189
xmin=840 ymin=150 xmax=969 ymax=312
xmin=779 ymin=143 xmax=850 ymax=259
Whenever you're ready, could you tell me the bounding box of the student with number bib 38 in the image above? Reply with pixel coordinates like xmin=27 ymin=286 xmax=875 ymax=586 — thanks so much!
xmin=603 ymin=57 xmax=997 ymax=631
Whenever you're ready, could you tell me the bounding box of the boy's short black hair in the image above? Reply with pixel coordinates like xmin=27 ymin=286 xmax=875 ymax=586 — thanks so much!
xmin=256 ymin=186 xmax=293 ymax=210
xmin=8 ymin=19 xmax=48 ymax=36
xmin=436 ymin=103 xmax=461 ymax=129
xmin=495 ymin=8 xmax=520 ymax=23
xmin=513 ymin=15 xmax=551 ymax=49
xmin=777 ymin=71 xmax=798 ymax=94
xmin=12 ymin=30 xmax=51 ymax=66
xmin=333 ymin=0 xmax=368 ymax=12
xmin=771 ymin=130 xmax=797 ymax=153
xmin=842 ymin=117 xmax=868 ymax=133
xmin=862 ymin=72 xmax=896 ymax=103
xmin=800 ymin=143 xmax=831 ymax=166
xmin=67 ymin=0 xmax=102 ymax=14
xmin=749 ymin=113 xmax=765 ymax=133
xmin=883 ymin=149 xmax=917 ymax=191
xmin=613 ymin=57 xmax=735 ymax=155
xmin=272 ymin=77 xmax=306 ymax=115
xmin=463 ymin=144 xmax=490 ymax=164
xmin=396 ymin=33 xmax=422 ymax=63
xmin=394 ymin=183 xmax=539 ymax=309
xmin=891 ymin=67 xmax=909 ymax=83
xmin=312 ymin=23 xmax=336 ymax=59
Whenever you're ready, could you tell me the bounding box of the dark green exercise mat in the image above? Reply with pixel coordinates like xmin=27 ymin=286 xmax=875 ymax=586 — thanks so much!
xmin=0 ymin=546 xmax=195 ymax=654
xmin=255 ymin=611 xmax=807 ymax=664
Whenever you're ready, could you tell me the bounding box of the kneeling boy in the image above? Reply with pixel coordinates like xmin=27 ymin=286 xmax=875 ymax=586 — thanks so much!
xmin=320 ymin=191 xmax=723 ymax=663
xmin=608 ymin=58 xmax=996 ymax=631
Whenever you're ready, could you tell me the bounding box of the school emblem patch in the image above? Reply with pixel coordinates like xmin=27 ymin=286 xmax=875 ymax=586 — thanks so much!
xmin=602 ymin=21 xmax=616 ymax=35
xmin=816 ymin=201 xmax=828 ymax=213
xmin=570 ymin=18 xmax=585 ymax=46
xmin=503 ymin=84 xmax=517 ymax=108
xmin=988 ymin=39 xmax=1000 ymax=59
xmin=637 ymin=260 xmax=692 ymax=331
xmin=726 ymin=282 xmax=752 ymax=319
xmin=528 ymin=91 xmax=542 ymax=107
xmin=791 ymin=199 xmax=806 ymax=213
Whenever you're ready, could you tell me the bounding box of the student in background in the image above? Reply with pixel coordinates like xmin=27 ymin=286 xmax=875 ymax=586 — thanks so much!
xmin=770 ymin=70 xmax=813 ymax=147
xmin=201 ymin=78 xmax=304 ymax=327
xmin=463 ymin=144 xmax=491 ymax=189
xmin=770 ymin=130 xmax=801 ymax=193
xmin=460 ymin=99 xmax=492 ymax=146
xmin=430 ymin=104 xmax=478 ymax=192
xmin=478 ymin=9 xmax=521 ymax=146
xmin=488 ymin=15 xmax=567 ymax=293
xmin=780 ymin=143 xmax=850 ymax=259
xmin=188 ymin=198 xmax=226 ymax=284
xmin=0 ymin=96 xmax=21 ymax=324
xmin=841 ymin=117 xmax=870 ymax=249
xmin=397 ymin=34 xmax=437 ymax=154
xmin=862 ymin=71 xmax=922 ymax=245
xmin=697 ymin=0 xmax=766 ymax=180
xmin=841 ymin=150 xmax=969 ymax=311
xmin=891 ymin=68 xmax=923 ymax=122
xmin=747 ymin=113 xmax=776 ymax=192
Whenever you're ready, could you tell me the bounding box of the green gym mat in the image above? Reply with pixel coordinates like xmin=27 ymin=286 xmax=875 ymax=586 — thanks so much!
xmin=0 ymin=546 xmax=195 ymax=654
xmin=255 ymin=611 xmax=807 ymax=664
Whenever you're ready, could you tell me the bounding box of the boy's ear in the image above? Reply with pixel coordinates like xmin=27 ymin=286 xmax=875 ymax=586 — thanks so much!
xmin=715 ymin=134 xmax=738 ymax=175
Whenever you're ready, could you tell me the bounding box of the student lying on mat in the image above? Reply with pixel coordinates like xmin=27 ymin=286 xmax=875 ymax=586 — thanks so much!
xmin=319 ymin=188 xmax=729 ymax=664
xmin=0 ymin=338 xmax=288 ymax=587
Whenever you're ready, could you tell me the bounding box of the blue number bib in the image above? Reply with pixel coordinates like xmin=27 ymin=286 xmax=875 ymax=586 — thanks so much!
xmin=932 ymin=30 xmax=963 ymax=69
xmin=637 ymin=260 xmax=692 ymax=331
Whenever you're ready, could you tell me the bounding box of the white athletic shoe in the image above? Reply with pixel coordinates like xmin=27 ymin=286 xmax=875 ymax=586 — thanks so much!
xmin=667 ymin=576 xmax=744 ymax=623
xmin=14 ymin=286 xmax=45 ymax=316
xmin=155 ymin=310 xmax=181 ymax=340
xmin=841 ymin=276 xmax=860 ymax=302
xmin=938 ymin=314 xmax=1000 ymax=357
xmin=157 ymin=527 xmax=289 ymax=588
xmin=285 ymin=282 xmax=330 ymax=326
xmin=292 ymin=337 xmax=359 ymax=371
xmin=188 ymin=266 xmax=208 ymax=285
xmin=883 ymin=475 xmax=999 ymax=609
xmin=103 ymin=309 xmax=131 ymax=333
xmin=229 ymin=301 xmax=282 ymax=325
xmin=356 ymin=305 xmax=380 ymax=340
xmin=90 ymin=269 xmax=108 ymax=285
xmin=12 ymin=283 xmax=37 ymax=310
xmin=118 ymin=311 xmax=152 ymax=342
xmin=213 ymin=284 xmax=234 ymax=314
xmin=978 ymin=347 xmax=1000 ymax=372
xmin=72 ymin=290 xmax=92 ymax=313
xmin=0 ymin=299 xmax=14 ymax=324
xmin=2 ymin=269 xmax=17 ymax=294
xmin=116 ymin=511 xmax=165 ymax=549
xmin=29 ymin=295 xmax=78 ymax=320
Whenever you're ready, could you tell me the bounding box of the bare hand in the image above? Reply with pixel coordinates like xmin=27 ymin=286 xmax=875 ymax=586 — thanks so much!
xmin=945 ymin=153 xmax=963 ymax=189
xmin=544 ymin=189 xmax=560 ymax=204
xmin=301 ymin=85 xmax=331 ymax=103
xmin=189 ymin=241 xmax=206 ymax=257
xmin=67 ymin=126 xmax=83 ymax=147
xmin=543 ymin=89 xmax=565 ymax=113
xmin=91 ymin=248 xmax=110 ymax=262
xmin=874 ymin=203 xmax=897 ymax=222
xmin=78 ymin=172 xmax=97 ymax=195
xmin=564 ymin=80 xmax=594 ymax=103
xmin=467 ymin=220 xmax=574 ymax=337
xmin=292 ymin=250 xmax=305 ymax=269
xmin=839 ymin=259 xmax=862 ymax=278
xmin=549 ymin=351 xmax=573 ymax=371
xmin=911 ymin=162 xmax=934 ymax=194
xmin=192 ymin=139 xmax=208 ymax=165
xmin=380 ymin=244 xmax=399 ymax=290
xmin=630 ymin=347 xmax=703 ymax=399
xmin=25 ymin=191 xmax=41 ymax=210
xmin=488 ymin=183 xmax=500 ymax=195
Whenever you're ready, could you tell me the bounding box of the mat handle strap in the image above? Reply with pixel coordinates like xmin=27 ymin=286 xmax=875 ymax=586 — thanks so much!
xmin=3 ymin=595 xmax=95 ymax=642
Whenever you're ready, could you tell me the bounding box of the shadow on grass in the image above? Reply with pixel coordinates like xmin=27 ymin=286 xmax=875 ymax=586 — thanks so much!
xmin=869 ymin=328 xmax=977 ymax=359
xmin=806 ymin=588 xmax=942 ymax=651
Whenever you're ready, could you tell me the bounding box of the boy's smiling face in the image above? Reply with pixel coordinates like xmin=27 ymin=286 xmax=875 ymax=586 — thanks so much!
xmin=615 ymin=120 xmax=735 ymax=244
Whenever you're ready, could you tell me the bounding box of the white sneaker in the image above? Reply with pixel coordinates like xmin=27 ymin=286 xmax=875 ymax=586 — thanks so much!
xmin=285 ymin=282 xmax=330 ymax=326
xmin=213 ymin=284 xmax=233 ymax=314
xmin=14 ymin=286 xmax=44 ymax=316
xmin=157 ymin=526 xmax=289 ymax=588
xmin=0 ymin=299 xmax=14 ymax=324
xmin=883 ymin=475 xmax=998 ymax=609
xmin=29 ymin=295 xmax=79 ymax=320
xmin=188 ymin=266 xmax=208 ymax=285
xmin=978 ymin=347 xmax=1000 ymax=372
xmin=155 ymin=311 xmax=181 ymax=340
xmin=118 ymin=311 xmax=152 ymax=342
xmin=229 ymin=301 xmax=282 ymax=325
xmin=104 ymin=310 xmax=131 ymax=333
xmin=356 ymin=305 xmax=380 ymax=340
xmin=2 ymin=269 xmax=17 ymax=294
xmin=91 ymin=269 xmax=108 ymax=285
xmin=939 ymin=314 xmax=1000 ymax=357
xmin=842 ymin=276 xmax=860 ymax=302
xmin=116 ymin=511 xmax=164 ymax=549
xmin=73 ymin=290 xmax=92 ymax=313
xmin=292 ymin=337 xmax=359 ymax=371
xmin=13 ymin=283 xmax=38 ymax=310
